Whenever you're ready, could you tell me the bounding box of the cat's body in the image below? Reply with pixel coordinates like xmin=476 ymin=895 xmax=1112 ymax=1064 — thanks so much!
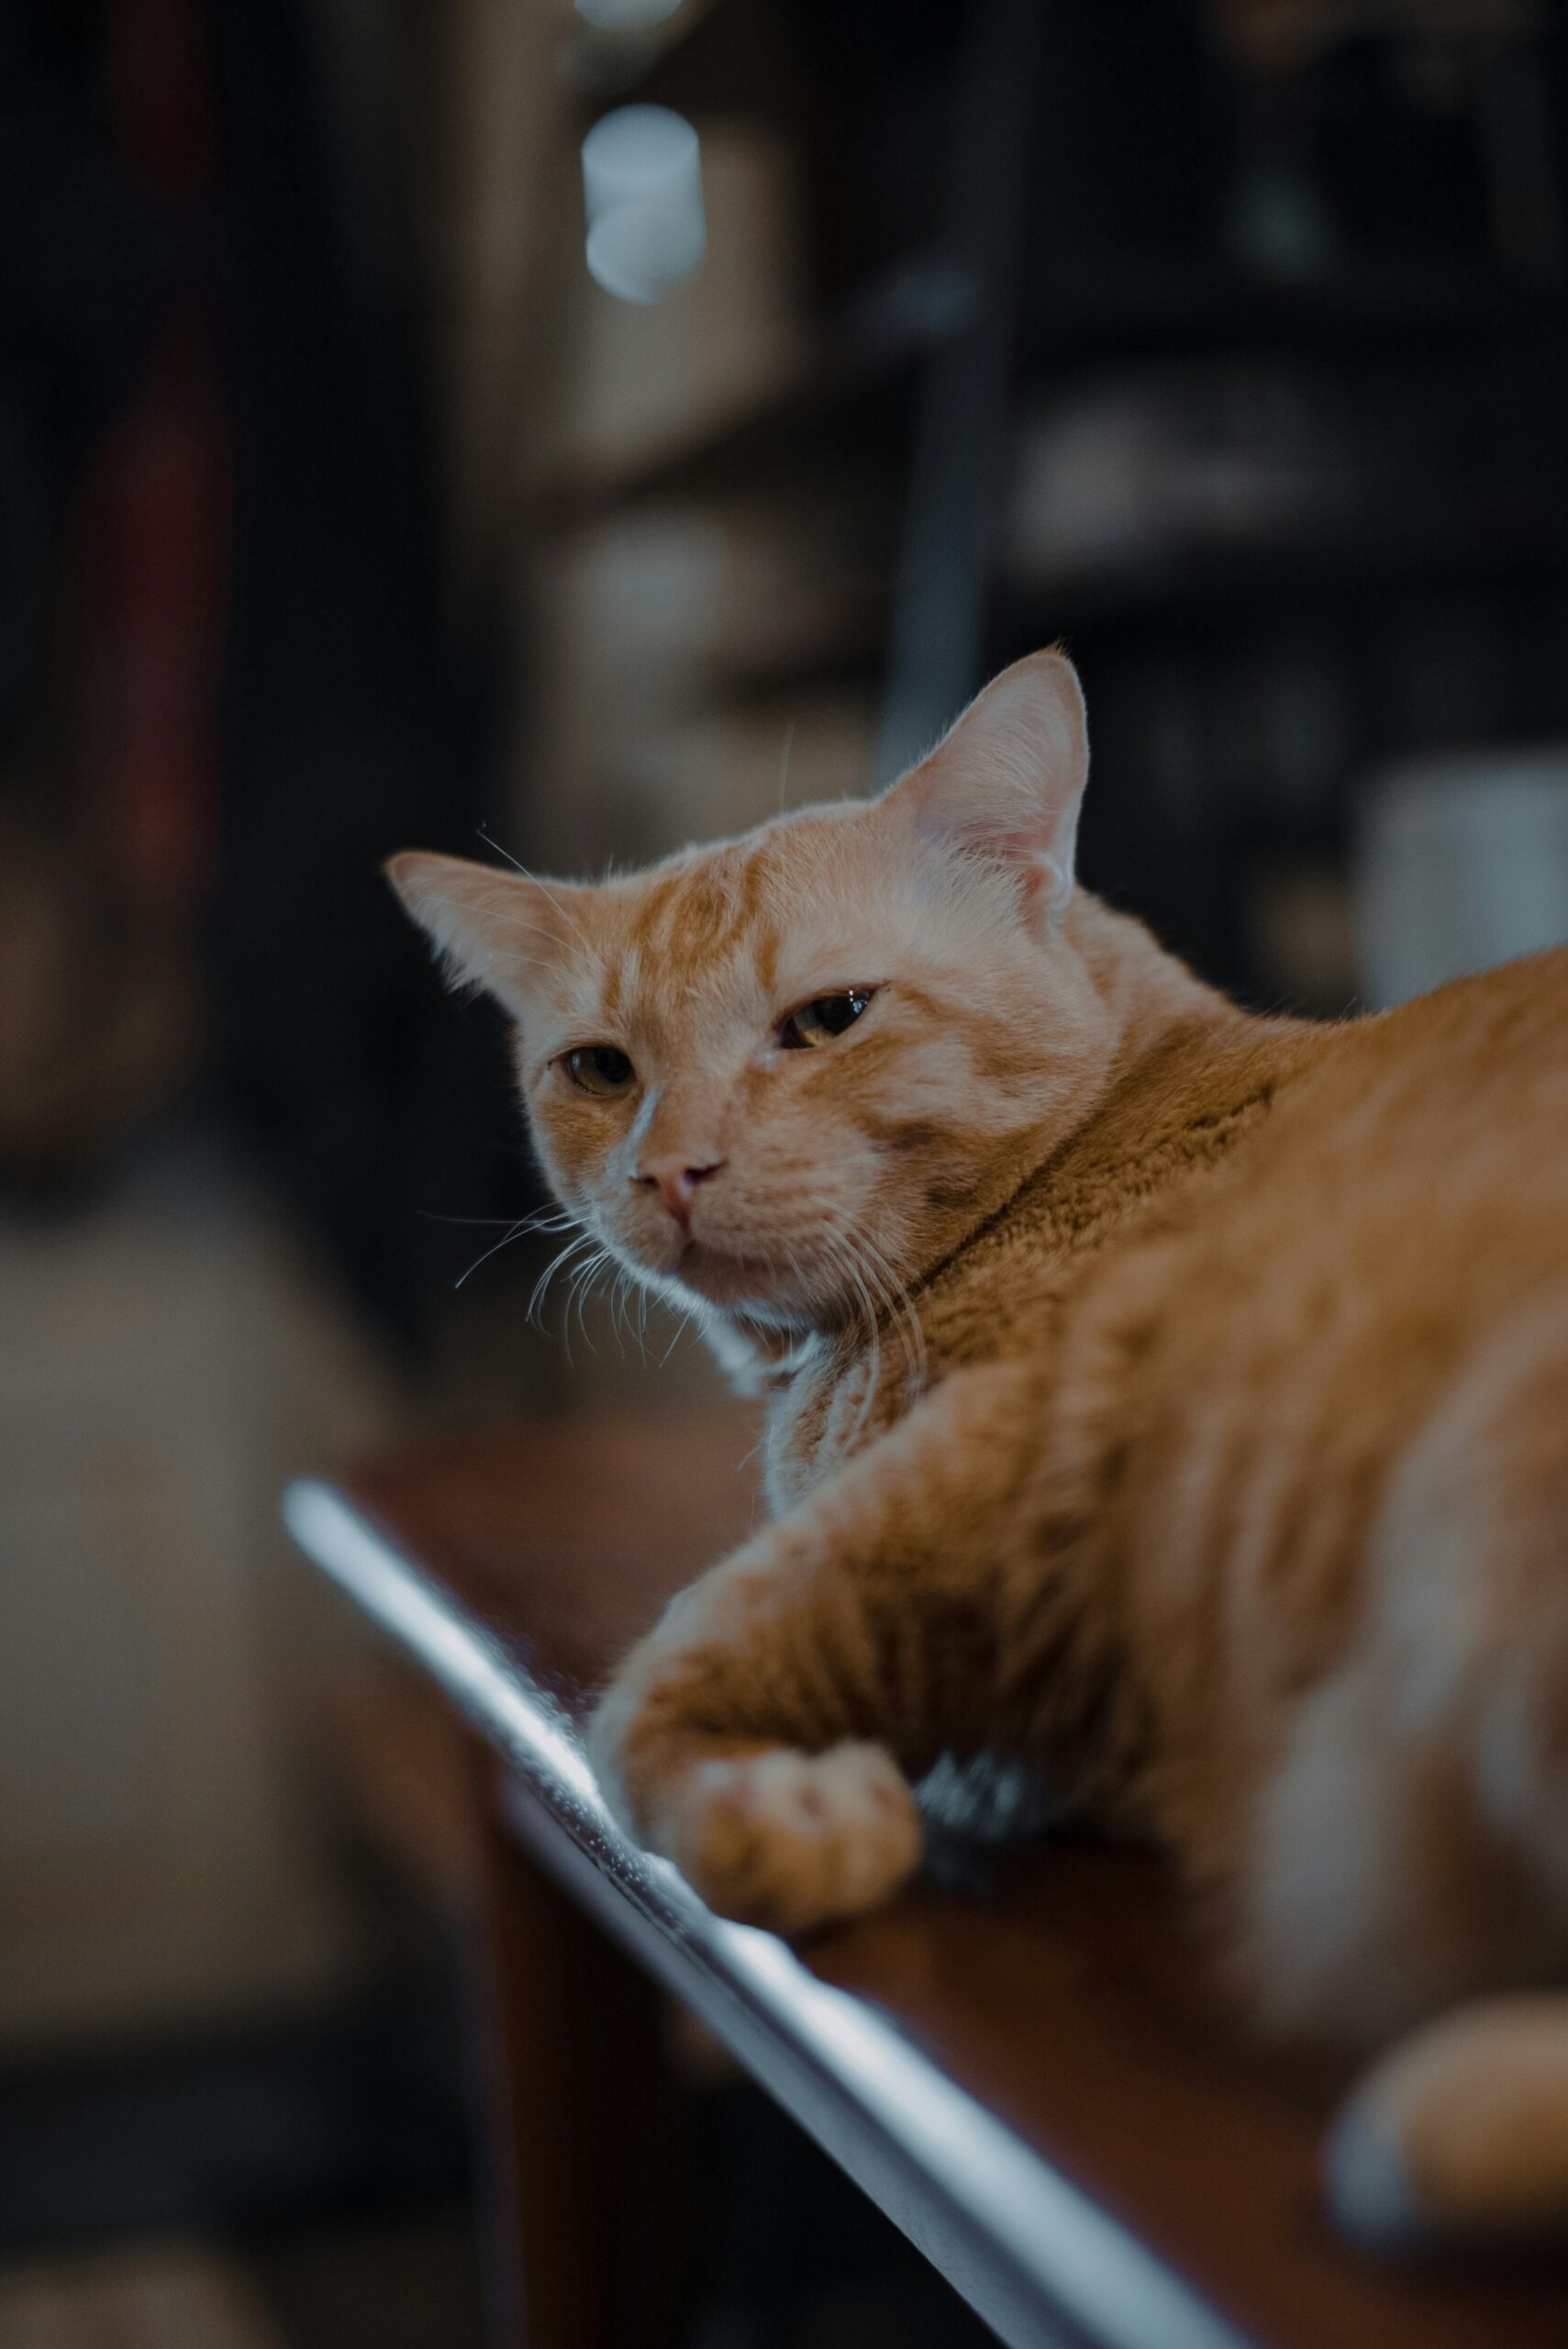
xmin=392 ymin=651 xmax=1568 ymax=2249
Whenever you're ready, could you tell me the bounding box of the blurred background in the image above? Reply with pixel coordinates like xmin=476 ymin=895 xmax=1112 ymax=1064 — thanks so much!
xmin=4 ymin=1 xmax=1568 ymax=2343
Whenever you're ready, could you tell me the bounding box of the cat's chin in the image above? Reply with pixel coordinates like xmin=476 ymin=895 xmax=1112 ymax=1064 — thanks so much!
xmin=670 ymin=1238 xmax=815 ymax=1323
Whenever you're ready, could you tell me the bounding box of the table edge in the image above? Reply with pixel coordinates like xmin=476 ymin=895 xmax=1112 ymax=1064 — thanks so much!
xmin=283 ymin=1473 xmax=1254 ymax=2349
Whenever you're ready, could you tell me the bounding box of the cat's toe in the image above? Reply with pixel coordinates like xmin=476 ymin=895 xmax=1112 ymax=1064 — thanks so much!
xmin=663 ymin=1742 xmax=922 ymax=1934
xmin=1327 ymin=1996 xmax=1568 ymax=2252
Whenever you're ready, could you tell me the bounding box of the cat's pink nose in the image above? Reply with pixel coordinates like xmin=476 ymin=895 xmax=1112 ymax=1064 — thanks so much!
xmin=637 ymin=1154 xmax=723 ymax=1230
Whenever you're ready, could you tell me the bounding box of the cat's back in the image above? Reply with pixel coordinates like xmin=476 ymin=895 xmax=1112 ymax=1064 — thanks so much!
xmin=1226 ymin=942 xmax=1568 ymax=1260
xmin=1072 ymin=943 xmax=1568 ymax=1318
xmin=1086 ymin=944 xmax=1568 ymax=1409
xmin=1067 ymin=945 xmax=1568 ymax=1781
xmin=1303 ymin=940 xmax=1567 ymax=1140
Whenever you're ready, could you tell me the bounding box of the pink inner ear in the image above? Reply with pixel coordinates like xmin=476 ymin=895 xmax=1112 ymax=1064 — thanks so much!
xmin=904 ymin=769 xmax=1082 ymax=920
xmin=892 ymin=651 xmax=1088 ymax=909
xmin=1006 ymin=839 xmax=1075 ymax=920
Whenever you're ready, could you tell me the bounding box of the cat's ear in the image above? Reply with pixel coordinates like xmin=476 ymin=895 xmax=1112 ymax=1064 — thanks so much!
xmin=886 ymin=648 xmax=1088 ymax=921
xmin=384 ymin=851 xmax=589 ymax=1016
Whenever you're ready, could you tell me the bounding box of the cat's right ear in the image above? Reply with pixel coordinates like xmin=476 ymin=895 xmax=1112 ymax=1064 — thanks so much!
xmin=884 ymin=648 xmax=1089 ymax=924
xmin=384 ymin=852 xmax=588 ymax=1017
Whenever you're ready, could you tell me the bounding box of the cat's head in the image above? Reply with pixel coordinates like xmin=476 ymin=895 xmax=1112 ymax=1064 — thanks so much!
xmin=390 ymin=650 xmax=1120 ymax=1337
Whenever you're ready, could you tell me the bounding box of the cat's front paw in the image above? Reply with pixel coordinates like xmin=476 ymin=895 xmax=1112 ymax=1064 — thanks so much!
xmin=657 ymin=1743 xmax=922 ymax=1935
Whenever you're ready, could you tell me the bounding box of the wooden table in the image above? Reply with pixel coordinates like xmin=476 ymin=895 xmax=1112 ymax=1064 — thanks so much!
xmin=284 ymin=1411 xmax=1568 ymax=2349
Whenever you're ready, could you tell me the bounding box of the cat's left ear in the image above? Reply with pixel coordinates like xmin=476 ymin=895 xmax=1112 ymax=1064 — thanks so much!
xmin=885 ymin=648 xmax=1088 ymax=922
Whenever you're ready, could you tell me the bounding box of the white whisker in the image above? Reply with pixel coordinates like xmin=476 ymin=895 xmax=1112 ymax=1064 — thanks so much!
xmin=528 ymin=1230 xmax=596 ymax=1327
xmin=851 ymin=1221 xmax=928 ymax=1397
xmin=563 ymin=1244 xmax=616 ymax=1357
xmin=426 ymin=1205 xmax=575 ymax=1232
xmin=475 ymin=827 xmax=596 ymax=961
xmin=453 ymin=1219 xmax=535 ymax=1290
xmin=813 ymin=1226 xmax=881 ymax=1462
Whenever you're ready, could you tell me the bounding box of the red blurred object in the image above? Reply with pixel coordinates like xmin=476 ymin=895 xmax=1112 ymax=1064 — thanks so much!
xmin=83 ymin=312 xmax=226 ymax=915
xmin=88 ymin=0 xmax=225 ymax=914
xmin=108 ymin=0 xmax=216 ymax=195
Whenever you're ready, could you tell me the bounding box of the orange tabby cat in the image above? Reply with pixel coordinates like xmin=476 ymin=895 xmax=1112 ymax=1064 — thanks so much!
xmin=390 ymin=651 xmax=1568 ymax=2251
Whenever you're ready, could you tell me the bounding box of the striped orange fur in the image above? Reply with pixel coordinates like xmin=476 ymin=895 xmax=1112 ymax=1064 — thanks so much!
xmin=391 ymin=651 xmax=1568 ymax=2250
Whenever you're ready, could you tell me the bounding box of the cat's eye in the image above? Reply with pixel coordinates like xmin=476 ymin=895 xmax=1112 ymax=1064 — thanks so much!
xmin=564 ymin=1044 xmax=636 ymax=1096
xmin=779 ymin=988 xmax=875 ymax=1051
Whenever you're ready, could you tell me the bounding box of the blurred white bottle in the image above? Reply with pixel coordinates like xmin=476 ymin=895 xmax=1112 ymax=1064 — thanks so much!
xmin=1355 ymin=747 xmax=1568 ymax=1009
xmin=582 ymin=104 xmax=706 ymax=305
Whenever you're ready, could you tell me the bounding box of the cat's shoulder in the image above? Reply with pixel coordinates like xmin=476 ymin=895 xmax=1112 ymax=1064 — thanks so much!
xmin=890 ymin=1018 xmax=1295 ymax=1380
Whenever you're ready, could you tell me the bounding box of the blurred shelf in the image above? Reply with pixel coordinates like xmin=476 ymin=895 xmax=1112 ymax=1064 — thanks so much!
xmin=556 ymin=0 xmax=718 ymax=105
xmin=521 ymin=256 xmax=975 ymax=532
xmin=521 ymin=370 xmax=886 ymax=533
xmin=1018 ymin=264 xmax=1568 ymax=373
xmin=709 ymin=618 xmax=888 ymax=711
xmin=1004 ymin=528 xmax=1568 ymax=639
xmin=524 ymin=257 xmax=1568 ymax=538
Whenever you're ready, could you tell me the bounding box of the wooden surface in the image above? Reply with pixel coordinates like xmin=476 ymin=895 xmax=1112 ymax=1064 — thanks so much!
xmin=472 ymin=1787 xmax=691 ymax=2349
xmin=294 ymin=1410 xmax=1568 ymax=2349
